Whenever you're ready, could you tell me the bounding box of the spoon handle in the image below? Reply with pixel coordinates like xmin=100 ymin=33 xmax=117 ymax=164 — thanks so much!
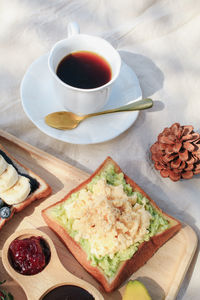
xmin=84 ymin=98 xmax=153 ymax=118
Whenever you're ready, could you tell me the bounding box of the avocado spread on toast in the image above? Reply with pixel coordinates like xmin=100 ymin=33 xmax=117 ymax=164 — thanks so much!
xmin=49 ymin=164 xmax=169 ymax=278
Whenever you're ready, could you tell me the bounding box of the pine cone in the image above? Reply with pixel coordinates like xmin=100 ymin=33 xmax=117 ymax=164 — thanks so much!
xmin=150 ymin=123 xmax=200 ymax=181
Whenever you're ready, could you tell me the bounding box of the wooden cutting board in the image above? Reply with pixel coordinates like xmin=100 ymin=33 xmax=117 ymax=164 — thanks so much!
xmin=0 ymin=130 xmax=197 ymax=300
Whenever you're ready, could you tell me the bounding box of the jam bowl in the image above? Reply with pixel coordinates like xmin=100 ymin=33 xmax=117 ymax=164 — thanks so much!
xmin=8 ymin=235 xmax=51 ymax=276
xmin=2 ymin=229 xmax=103 ymax=300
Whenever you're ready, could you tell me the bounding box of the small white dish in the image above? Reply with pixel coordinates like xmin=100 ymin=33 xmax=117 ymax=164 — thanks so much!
xmin=20 ymin=51 xmax=142 ymax=145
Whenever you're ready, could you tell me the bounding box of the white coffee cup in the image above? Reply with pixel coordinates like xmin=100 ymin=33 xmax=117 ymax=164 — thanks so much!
xmin=48 ymin=22 xmax=121 ymax=115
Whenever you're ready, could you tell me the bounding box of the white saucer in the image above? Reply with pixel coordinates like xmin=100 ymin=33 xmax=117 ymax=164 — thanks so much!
xmin=20 ymin=52 xmax=142 ymax=144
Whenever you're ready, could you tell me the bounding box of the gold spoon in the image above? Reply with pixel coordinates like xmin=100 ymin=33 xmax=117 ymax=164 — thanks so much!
xmin=45 ymin=98 xmax=153 ymax=130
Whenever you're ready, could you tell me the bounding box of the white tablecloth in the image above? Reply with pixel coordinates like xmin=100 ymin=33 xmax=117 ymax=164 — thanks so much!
xmin=1 ymin=1 xmax=200 ymax=299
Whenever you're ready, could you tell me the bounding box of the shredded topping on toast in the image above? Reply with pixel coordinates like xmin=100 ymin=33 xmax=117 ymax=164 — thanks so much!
xmin=64 ymin=178 xmax=152 ymax=259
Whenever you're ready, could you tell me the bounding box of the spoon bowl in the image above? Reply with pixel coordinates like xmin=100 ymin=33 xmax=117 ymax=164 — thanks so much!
xmin=45 ymin=98 xmax=153 ymax=130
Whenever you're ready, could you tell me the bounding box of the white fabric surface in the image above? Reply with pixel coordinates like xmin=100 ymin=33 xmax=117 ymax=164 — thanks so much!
xmin=1 ymin=0 xmax=200 ymax=299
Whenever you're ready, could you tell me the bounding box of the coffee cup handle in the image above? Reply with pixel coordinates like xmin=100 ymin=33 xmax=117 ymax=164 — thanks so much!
xmin=67 ymin=22 xmax=80 ymax=37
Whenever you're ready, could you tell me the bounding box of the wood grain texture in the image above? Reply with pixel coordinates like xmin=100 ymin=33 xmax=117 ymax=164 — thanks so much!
xmin=0 ymin=130 xmax=197 ymax=300
xmin=2 ymin=229 xmax=103 ymax=300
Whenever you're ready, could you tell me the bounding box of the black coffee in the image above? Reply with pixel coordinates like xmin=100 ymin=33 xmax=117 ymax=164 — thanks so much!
xmin=56 ymin=51 xmax=112 ymax=89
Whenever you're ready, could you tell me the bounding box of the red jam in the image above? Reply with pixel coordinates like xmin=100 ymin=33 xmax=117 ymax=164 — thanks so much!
xmin=9 ymin=236 xmax=51 ymax=275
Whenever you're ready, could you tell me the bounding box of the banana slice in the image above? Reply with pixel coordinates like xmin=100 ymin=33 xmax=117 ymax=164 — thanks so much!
xmin=0 ymin=164 xmax=18 ymax=193
xmin=0 ymin=155 xmax=8 ymax=175
xmin=0 ymin=175 xmax=31 ymax=205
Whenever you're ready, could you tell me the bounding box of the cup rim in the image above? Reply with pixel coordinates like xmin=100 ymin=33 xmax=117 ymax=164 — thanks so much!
xmin=48 ymin=34 xmax=121 ymax=93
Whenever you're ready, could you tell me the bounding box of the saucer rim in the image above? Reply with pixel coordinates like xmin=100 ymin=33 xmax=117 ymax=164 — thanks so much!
xmin=20 ymin=52 xmax=141 ymax=145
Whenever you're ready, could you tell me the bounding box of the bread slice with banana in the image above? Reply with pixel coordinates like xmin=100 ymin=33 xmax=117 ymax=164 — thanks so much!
xmin=42 ymin=156 xmax=181 ymax=292
xmin=0 ymin=144 xmax=52 ymax=230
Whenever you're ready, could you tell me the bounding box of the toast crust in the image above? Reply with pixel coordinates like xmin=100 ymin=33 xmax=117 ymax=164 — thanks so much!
xmin=0 ymin=144 xmax=52 ymax=229
xmin=42 ymin=156 xmax=181 ymax=292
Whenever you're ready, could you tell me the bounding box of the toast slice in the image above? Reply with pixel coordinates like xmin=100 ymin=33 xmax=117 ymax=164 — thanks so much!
xmin=42 ymin=157 xmax=181 ymax=292
xmin=0 ymin=144 xmax=52 ymax=230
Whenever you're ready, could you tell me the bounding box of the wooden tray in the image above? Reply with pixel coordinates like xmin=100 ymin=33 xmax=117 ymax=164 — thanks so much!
xmin=0 ymin=130 xmax=197 ymax=300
